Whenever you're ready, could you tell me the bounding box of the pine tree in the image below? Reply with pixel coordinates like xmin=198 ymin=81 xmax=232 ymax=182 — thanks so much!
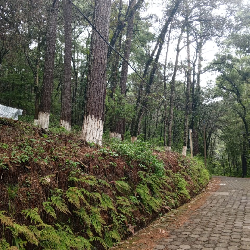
xmin=60 ymin=0 xmax=72 ymax=131
xmin=81 ymin=0 xmax=112 ymax=145
xmin=36 ymin=0 xmax=59 ymax=129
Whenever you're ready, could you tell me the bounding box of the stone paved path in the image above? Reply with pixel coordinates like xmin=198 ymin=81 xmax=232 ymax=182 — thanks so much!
xmin=113 ymin=177 xmax=250 ymax=250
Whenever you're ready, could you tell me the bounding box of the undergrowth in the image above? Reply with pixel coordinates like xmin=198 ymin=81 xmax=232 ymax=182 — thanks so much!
xmin=0 ymin=118 xmax=210 ymax=249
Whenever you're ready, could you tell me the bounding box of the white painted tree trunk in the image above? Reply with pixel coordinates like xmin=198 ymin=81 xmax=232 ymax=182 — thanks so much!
xmin=182 ymin=146 xmax=187 ymax=156
xmin=60 ymin=120 xmax=71 ymax=131
xmin=109 ymin=132 xmax=122 ymax=140
xmin=82 ymin=115 xmax=103 ymax=146
xmin=37 ymin=112 xmax=50 ymax=129
xmin=166 ymin=146 xmax=171 ymax=152
xmin=34 ymin=119 xmax=38 ymax=126
xmin=189 ymin=129 xmax=193 ymax=158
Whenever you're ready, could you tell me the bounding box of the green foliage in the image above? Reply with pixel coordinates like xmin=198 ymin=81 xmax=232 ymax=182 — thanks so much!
xmin=22 ymin=208 xmax=44 ymax=226
xmin=116 ymin=196 xmax=134 ymax=216
xmin=0 ymin=238 xmax=13 ymax=250
xmin=104 ymin=229 xmax=121 ymax=248
xmin=105 ymin=89 xmax=135 ymax=132
xmin=173 ymin=173 xmax=190 ymax=201
xmin=66 ymin=187 xmax=85 ymax=209
xmin=136 ymin=184 xmax=162 ymax=213
xmin=114 ymin=180 xmax=131 ymax=194
xmin=0 ymin=209 xmax=94 ymax=250
xmin=90 ymin=207 xmax=106 ymax=236
xmin=50 ymin=191 xmax=70 ymax=215
xmin=43 ymin=201 xmax=57 ymax=219
xmin=100 ymin=193 xmax=115 ymax=211
xmin=7 ymin=185 xmax=18 ymax=200
xmin=75 ymin=207 xmax=91 ymax=227
xmin=109 ymin=140 xmax=165 ymax=177
xmin=0 ymin=119 xmax=211 ymax=249
xmin=0 ymin=211 xmax=38 ymax=248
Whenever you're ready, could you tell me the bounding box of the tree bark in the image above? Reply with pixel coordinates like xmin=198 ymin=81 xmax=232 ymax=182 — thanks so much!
xmin=60 ymin=0 xmax=72 ymax=131
xmin=167 ymin=29 xmax=183 ymax=151
xmin=107 ymin=0 xmax=144 ymax=59
xmin=192 ymin=42 xmax=202 ymax=155
xmin=81 ymin=0 xmax=111 ymax=146
xmin=110 ymin=0 xmax=137 ymax=140
xmin=163 ymin=27 xmax=172 ymax=147
xmin=37 ymin=0 xmax=59 ymax=129
xmin=182 ymin=18 xmax=191 ymax=156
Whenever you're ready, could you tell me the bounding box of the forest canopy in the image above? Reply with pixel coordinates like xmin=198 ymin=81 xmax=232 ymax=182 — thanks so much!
xmin=0 ymin=0 xmax=250 ymax=177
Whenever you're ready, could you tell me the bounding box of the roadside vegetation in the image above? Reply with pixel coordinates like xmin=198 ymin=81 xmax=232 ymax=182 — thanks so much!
xmin=0 ymin=118 xmax=209 ymax=249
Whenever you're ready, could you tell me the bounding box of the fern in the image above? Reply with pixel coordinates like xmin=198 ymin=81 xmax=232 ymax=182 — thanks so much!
xmin=0 ymin=238 xmax=11 ymax=250
xmin=104 ymin=229 xmax=121 ymax=247
xmin=0 ymin=211 xmax=14 ymax=227
xmin=136 ymin=184 xmax=162 ymax=213
xmin=43 ymin=201 xmax=57 ymax=218
xmin=78 ymin=175 xmax=99 ymax=186
xmin=110 ymin=211 xmax=119 ymax=228
xmin=75 ymin=208 xmax=91 ymax=227
xmin=10 ymin=223 xmax=38 ymax=246
xmin=0 ymin=212 xmax=38 ymax=247
xmin=91 ymin=192 xmax=102 ymax=203
xmin=98 ymin=179 xmax=111 ymax=188
xmin=22 ymin=208 xmax=44 ymax=226
xmin=174 ymin=173 xmax=190 ymax=200
xmin=114 ymin=180 xmax=131 ymax=194
xmin=90 ymin=207 xmax=106 ymax=236
xmin=50 ymin=195 xmax=70 ymax=214
xmin=53 ymin=224 xmax=75 ymax=249
xmin=90 ymin=236 xmax=108 ymax=250
xmin=73 ymin=236 xmax=92 ymax=250
xmin=67 ymin=186 xmax=101 ymax=209
xmin=80 ymin=188 xmax=102 ymax=204
xmin=38 ymin=225 xmax=61 ymax=249
xmin=100 ymin=193 xmax=115 ymax=211
xmin=66 ymin=187 xmax=81 ymax=209
xmin=116 ymin=197 xmax=134 ymax=215
xmin=11 ymin=236 xmax=27 ymax=250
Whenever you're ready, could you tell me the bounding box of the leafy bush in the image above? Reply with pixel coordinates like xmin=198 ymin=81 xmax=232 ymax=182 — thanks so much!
xmin=109 ymin=140 xmax=165 ymax=177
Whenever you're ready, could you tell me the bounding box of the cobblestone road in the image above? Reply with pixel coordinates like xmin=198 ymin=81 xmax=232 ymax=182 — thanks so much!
xmin=113 ymin=177 xmax=250 ymax=250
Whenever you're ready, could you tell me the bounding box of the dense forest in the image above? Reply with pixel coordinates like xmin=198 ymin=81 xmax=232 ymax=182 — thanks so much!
xmin=0 ymin=0 xmax=250 ymax=177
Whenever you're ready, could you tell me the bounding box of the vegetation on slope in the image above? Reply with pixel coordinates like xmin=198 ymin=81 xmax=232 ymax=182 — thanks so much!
xmin=0 ymin=118 xmax=209 ymax=250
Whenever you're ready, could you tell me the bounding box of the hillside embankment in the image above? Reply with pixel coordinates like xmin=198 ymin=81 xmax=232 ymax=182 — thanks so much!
xmin=0 ymin=118 xmax=210 ymax=249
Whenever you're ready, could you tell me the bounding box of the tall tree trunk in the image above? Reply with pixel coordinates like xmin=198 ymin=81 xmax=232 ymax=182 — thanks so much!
xmin=108 ymin=33 xmax=122 ymax=139
xmin=34 ymin=64 xmax=40 ymax=124
xmin=163 ymin=27 xmax=172 ymax=146
xmin=167 ymin=29 xmax=183 ymax=151
xmin=37 ymin=0 xmax=59 ymax=129
xmin=81 ymin=0 xmax=111 ymax=146
xmin=130 ymin=0 xmax=182 ymax=140
xmin=60 ymin=0 xmax=72 ymax=131
xmin=182 ymin=20 xmax=191 ymax=156
xmin=107 ymin=0 xmax=124 ymax=59
xmin=110 ymin=0 xmax=137 ymax=140
xmin=33 ymin=36 xmax=43 ymax=125
xmin=192 ymin=41 xmax=202 ymax=155
xmin=107 ymin=0 xmax=144 ymax=59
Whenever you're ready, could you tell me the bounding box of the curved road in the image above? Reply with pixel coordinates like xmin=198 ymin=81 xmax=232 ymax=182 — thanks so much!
xmin=113 ymin=177 xmax=250 ymax=250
